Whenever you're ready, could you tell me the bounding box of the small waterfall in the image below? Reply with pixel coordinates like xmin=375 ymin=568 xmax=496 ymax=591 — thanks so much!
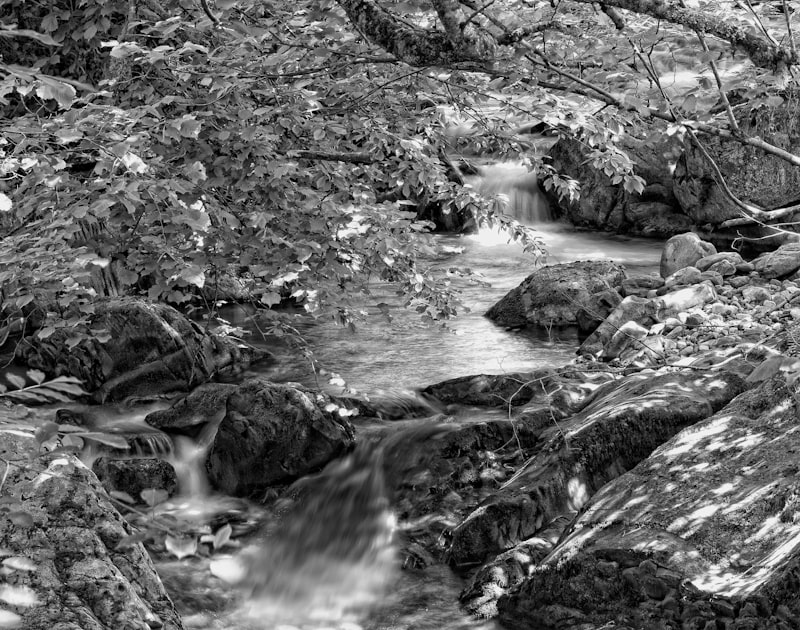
xmin=466 ymin=162 xmax=553 ymax=224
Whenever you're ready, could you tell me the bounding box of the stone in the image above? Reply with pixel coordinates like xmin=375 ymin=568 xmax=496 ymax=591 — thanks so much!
xmin=579 ymin=296 xmax=658 ymax=357
xmin=695 ymin=252 xmax=745 ymax=272
xmin=660 ymin=233 xmax=716 ymax=278
xmin=664 ymin=266 xmax=703 ymax=288
xmin=601 ymin=321 xmax=650 ymax=361
xmin=707 ymin=260 xmax=738 ymax=277
xmin=576 ymin=288 xmax=624 ymax=336
xmin=92 ymin=458 xmax=178 ymax=503
xmin=205 ymin=378 xmax=356 ymax=496
xmin=655 ymin=284 xmax=717 ymax=321
xmin=145 ymin=382 xmax=239 ymax=439
xmin=498 ymin=375 xmax=800 ymax=630
xmin=486 ymin=261 xmax=627 ymax=328
xmin=741 ymin=286 xmax=772 ymax=304
xmin=0 ymin=432 xmax=184 ymax=630
xmin=752 ymin=243 xmax=800 ymax=279
xmin=621 ymin=274 xmax=665 ymax=297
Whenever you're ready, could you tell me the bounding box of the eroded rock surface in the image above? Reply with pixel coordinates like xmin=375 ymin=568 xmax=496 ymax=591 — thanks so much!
xmin=497 ymin=373 xmax=800 ymax=630
xmin=0 ymin=431 xmax=183 ymax=630
xmin=449 ymin=369 xmax=747 ymax=568
xmin=205 ymin=378 xmax=356 ymax=496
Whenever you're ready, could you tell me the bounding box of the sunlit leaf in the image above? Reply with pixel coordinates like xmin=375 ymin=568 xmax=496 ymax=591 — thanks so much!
xmin=140 ymin=488 xmax=169 ymax=507
xmin=2 ymin=557 xmax=36 ymax=572
xmin=165 ymin=535 xmax=197 ymax=560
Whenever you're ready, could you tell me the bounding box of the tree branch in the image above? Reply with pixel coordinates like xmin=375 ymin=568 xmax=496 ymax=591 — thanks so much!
xmin=288 ymin=150 xmax=375 ymax=163
xmin=569 ymin=0 xmax=797 ymax=69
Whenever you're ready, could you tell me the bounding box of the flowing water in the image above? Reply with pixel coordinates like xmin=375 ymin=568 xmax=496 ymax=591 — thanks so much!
xmin=78 ymin=169 xmax=665 ymax=630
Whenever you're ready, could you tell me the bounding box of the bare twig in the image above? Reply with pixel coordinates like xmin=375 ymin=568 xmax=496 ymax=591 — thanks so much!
xmin=696 ymin=31 xmax=739 ymax=133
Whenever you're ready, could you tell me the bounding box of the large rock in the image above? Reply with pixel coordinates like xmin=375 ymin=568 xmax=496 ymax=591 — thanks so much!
xmin=205 ymin=378 xmax=356 ymax=496
xmin=447 ymin=369 xmax=747 ymax=568
xmin=660 ymin=232 xmax=717 ymax=278
xmin=673 ymin=90 xmax=800 ymax=230
xmin=752 ymin=242 xmax=800 ymax=279
xmin=497 ymin=373 xmax=800 ymax=630
xmin=16 ymin=298 xmax=267 ymax=402
xmin=0 ymin=431 xmax=183 ymax=630
xmin=544 ymin=133 xmax=692 ymax=237
xmin=486 ymin=261 xmax=626 ymax=328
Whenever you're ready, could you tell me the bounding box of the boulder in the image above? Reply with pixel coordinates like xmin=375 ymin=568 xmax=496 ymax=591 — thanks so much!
xmin=578 ymin=296 xmax=657 ymax=357
xmin=543 ymin=134 xmax=690 ymax=237
xmin=752 ymin=242 xmax=800 ymax=279
xmin=145 ymin=382 xmax=239 ymax=439
xmin=673 ymin=89 xmax=800 ymax=232
xmin=447 ymin=370 xmax=747 ymax=567
xmin=205 ymin=378 xmax=355 ymax=496
xmin=660 ymin=232 xmax=716 ymax=278
xmin=486 ymin=261 xmax=626 ymax=328
xmin=0 ymin=431 xmax=183 ymax=630
xmin=497 ymin=373 xmax=800 ymax=630
xmin=15 ymin=298 xmax=268 ymax=403
xmin=92 ymin=458 xmax=178 ymax=503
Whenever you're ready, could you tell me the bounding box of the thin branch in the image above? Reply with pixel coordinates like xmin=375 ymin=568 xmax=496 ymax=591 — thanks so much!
xmin=696 ymin=31 xmax=739 ymax=133
xmin=784 ymin=0 xmax=797 ymax=58
xmin=287 ymin=150 xmax=375 ymax=163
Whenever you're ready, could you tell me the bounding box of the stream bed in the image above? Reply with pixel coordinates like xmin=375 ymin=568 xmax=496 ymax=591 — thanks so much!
xmin=147 ymin=223 xmax=663 ymax=630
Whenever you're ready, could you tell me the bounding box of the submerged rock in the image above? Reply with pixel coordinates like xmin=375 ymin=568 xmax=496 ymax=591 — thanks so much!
xmin=497 ymin=373 xmax=800 ymax=630
xmin=485 ymin=261 xmax=626 ymax=328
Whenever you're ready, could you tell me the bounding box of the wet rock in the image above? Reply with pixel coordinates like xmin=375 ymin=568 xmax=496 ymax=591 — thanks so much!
xmin=144 ymin=382 xmax=240 ymax=439
xmin=92 ymin=458 xmax=178 ymax=503
xmin=752 ymin=242 xmax=800 ymax=279
xmin=660 ymin=233 xmax=717 ymax=278
xmin=497 ymin=374 xmax=800 ymax=630
xmin=16 ymin=298 xmax=268 ymax=403
xmin=447 ymin=370 xmax=747 ymax=567
xmin=0 ymin=432 xmax=183 ymax=630
xmin=205 ymin=378 xmax=355 ymax=496
xmin=486 ymin=261 xmax=626 ymax=328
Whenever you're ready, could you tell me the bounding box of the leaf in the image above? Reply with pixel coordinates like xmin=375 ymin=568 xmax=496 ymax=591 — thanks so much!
xmin=35 ymin=78 xmax=76 ymax=109
xmin=165 ymin=535 xmax=197 ymax=560
xmin=2 ymin=557 xmax=36 ymax=572
xmin=140 ymin=488 xmax=169 ymax=507
xmin=0 ymin=193 xmax=11 ymax=212
xmin=78 ymin=432 xmax=130 ymax=449
xmin=0 ymin=27 xmax=60 ymax=46
xmin=5 ymin=374 xmax=25 ymax=390
xmin=0 ymin=609 xmax=22 ymax=628
xmin=212 ymin=523 xmax=233 ymax=550
xmin=26 ymin=370 xmax=45 ymax=385
xmin=0 ymin=585 xmax=37 ymax=608
xmin=179 ymin=266 xmax=205 ymax=288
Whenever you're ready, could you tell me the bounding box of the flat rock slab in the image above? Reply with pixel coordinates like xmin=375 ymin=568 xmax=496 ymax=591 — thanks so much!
xmin=448 ymin=369 xmax=747 ymax=567
xmin=485 ymin=261 xmax=626 ymax=328
xmin=498 ymin=372 xmax=800 ymax=630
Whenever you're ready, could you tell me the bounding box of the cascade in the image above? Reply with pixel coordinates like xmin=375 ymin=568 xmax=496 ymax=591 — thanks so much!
xmin=465 ymin=162 xmax=553 ymax=224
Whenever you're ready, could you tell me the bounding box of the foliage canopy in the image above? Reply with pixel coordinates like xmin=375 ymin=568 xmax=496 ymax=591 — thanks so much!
xmin=0 ymin=0 xmax=798 ymax=340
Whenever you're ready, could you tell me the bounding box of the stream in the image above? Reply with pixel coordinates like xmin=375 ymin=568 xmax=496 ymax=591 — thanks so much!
xmin=150 ymin=216 xmax=664 ymax=630
xmin=76 ymin=172 xmax=666 ymax=630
